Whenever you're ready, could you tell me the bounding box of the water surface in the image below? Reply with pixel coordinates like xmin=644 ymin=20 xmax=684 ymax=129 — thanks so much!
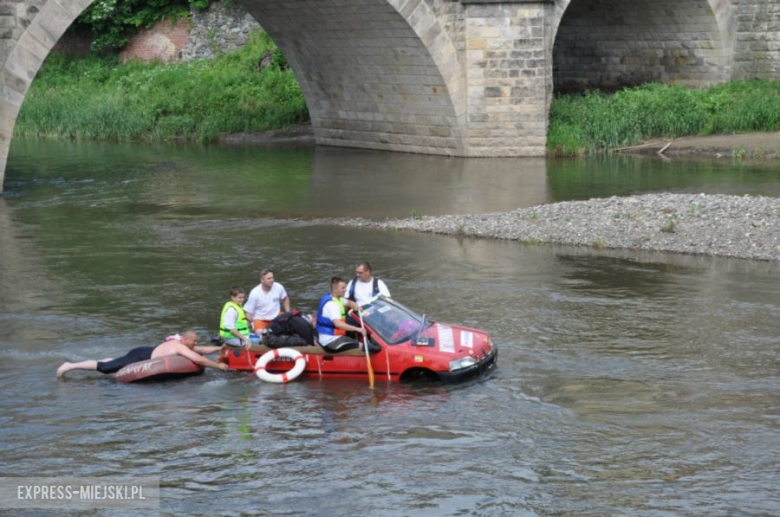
xmin=1 ymin=139 xmax=779 ymax=516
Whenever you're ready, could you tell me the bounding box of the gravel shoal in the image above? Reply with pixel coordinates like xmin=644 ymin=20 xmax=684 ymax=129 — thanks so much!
xmin=336 ymin=193 xmax=780 ymax=261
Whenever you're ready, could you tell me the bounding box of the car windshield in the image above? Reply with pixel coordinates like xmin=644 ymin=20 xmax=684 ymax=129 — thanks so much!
xmin=360 ymin=297 xmax=429 ymax=345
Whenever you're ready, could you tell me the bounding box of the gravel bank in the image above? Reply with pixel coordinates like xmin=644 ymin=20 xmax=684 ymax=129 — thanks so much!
xmin=337 ymin=193 xmax=780 ymax=261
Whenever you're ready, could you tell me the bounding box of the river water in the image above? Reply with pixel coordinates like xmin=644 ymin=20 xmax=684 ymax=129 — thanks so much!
xmin=1 ymin=138 xmax=779 ymax=516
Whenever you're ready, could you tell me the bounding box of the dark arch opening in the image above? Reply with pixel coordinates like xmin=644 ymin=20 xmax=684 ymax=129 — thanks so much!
xmin=552 ymin=0 xmax=730 ymax=95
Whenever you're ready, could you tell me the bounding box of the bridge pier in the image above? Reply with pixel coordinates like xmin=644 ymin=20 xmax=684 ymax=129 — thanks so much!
xmin=462 ymin=1 xmax=551 ymax=156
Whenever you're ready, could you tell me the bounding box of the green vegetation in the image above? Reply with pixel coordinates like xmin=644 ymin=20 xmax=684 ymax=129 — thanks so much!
xmin=73 ymin=0 xmax=209 ymax=53
xmin=548 ymin=81 xmax=780 ymax=155
xmin=732 ymin=145 xmax=748 ymax=159
xmin=15 ymin=31 xmax=307 ymax=143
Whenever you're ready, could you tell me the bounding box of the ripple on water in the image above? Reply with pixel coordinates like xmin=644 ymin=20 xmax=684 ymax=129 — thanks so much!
xmin=3 ymin=143 xmax=780 ymax=515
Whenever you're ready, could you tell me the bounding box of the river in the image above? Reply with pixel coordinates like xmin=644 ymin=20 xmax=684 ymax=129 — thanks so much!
xmin=1 ymin=138 xmax=779 ymax=516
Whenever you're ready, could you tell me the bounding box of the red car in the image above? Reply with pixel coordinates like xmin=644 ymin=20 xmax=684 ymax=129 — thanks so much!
xmin=222 ymin=296 xmax=497 ymax=382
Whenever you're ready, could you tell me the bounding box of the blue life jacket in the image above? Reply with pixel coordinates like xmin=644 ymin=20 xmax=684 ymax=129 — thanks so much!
xmin=316 ymin=294 xmax=346 ymax=337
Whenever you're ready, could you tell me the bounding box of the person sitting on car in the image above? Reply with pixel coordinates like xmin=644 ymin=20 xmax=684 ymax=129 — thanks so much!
xmin=345 ymin=261 xmax=391 ymax=306
xmin=316 ymin=277 xmax=369 ymax=354
xmin=220 ymin=286 xmax=254 ymax=349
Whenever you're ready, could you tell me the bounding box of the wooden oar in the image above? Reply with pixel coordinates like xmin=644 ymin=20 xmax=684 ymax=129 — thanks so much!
xmin=357 ymin=309 xmax=375 ymax=389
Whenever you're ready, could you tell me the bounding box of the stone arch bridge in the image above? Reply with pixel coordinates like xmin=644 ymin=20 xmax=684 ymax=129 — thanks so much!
xmin=0 ymin=0 xmax=778 ymax=192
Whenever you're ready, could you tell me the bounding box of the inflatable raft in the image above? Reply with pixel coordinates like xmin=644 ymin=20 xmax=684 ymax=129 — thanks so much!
xmin=116 ymin=355 xmax=204 ymax=383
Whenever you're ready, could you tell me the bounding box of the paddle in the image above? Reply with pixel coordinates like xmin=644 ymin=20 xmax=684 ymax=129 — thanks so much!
xmin=357 ymin=308 xmax=375 ymax=389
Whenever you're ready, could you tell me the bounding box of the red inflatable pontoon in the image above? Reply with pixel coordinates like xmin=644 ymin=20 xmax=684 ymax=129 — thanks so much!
xmin=116 ymin=355 xmax=204 ymax=383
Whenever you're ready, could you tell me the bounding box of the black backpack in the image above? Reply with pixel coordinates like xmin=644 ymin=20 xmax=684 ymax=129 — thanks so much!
xmin=265 ymin=310 xmax=315 ymax=346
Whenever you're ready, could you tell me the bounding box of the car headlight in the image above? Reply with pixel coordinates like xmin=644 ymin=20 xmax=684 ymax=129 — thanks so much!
xmin=449 ymin=356 xmax=477 ymax=371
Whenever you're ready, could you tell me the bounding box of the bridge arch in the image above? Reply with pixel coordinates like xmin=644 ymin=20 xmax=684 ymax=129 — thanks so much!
xmin=239 ymin=0 xmax=466 ymax=154
xmin=549 ymin=0 xmax=737 ymax=92
xmin=0 ymin=0 xmax=467 ymax=193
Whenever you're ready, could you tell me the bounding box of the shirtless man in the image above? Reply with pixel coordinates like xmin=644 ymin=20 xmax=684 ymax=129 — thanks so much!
xmin=56 ymin=330 xmax=228 ymax=378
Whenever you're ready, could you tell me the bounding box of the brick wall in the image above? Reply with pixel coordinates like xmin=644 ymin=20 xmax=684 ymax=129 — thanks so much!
xmin=119 ymin=17 xmax=190 ymax=63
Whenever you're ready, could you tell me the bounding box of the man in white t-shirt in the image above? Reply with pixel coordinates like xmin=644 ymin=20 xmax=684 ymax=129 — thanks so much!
xmin=345 ymin=261 xmax=390 ymax=306
xmin=244 ymin=268 xmax=290 ymax=332
xmin=315 ymin=277 xmax=366 ymax=353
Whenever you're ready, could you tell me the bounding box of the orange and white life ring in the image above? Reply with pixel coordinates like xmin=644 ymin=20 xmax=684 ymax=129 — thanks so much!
xmin=254 ymin=348 xmax=305 ymax=383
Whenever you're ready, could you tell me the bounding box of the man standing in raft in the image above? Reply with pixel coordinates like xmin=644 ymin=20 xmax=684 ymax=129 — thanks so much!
xmin=56 ymin=330 xmax=228 ymax=378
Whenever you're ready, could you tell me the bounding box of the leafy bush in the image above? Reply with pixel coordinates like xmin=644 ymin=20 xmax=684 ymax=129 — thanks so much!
xmin=71 ymin=0 xmax=208 ymax=53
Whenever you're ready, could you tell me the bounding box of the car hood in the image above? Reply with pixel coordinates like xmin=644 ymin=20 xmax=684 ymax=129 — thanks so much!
xmin=421 ymin=323 xmax=493 ymax=358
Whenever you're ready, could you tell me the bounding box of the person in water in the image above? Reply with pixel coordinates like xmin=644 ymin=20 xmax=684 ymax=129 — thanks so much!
xmin=220 ymin=286 xmax=254 ymax=348
xmin=56 ymin=330 xmax=228 ymax=378
xmin=244 ymin=268 xmax=291 ymax=332
xmin=316 ymin=276 xmax=370 ymax=353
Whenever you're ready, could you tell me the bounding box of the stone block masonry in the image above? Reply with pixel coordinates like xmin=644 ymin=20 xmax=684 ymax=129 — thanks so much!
xmin=240 ymin=0 xmax=469 ymax=156
xmin=733 ymin=0 xmax=780 ymax=78
xmin=465 ymin=2 xmax=550 ymax=156
xmin=553 ymin=0 xmax=732 ymax=90
xmin=180 ymin=1 xmax=262 ymax=61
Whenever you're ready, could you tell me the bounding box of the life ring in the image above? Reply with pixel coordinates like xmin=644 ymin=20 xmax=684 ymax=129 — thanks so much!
xmin=254 ymin=348 xmax=306 ymax=383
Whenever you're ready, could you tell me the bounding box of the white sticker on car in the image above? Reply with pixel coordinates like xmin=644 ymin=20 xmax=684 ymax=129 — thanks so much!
xmin=461 ymin=331 xmax=473 ymax=349
xmin=438 ymin=324 xmax=455 ymax=353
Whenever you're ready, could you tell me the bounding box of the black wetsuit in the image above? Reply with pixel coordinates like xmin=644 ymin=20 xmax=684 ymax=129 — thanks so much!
xmin=96 ymin=346 xmax=156 ymax=374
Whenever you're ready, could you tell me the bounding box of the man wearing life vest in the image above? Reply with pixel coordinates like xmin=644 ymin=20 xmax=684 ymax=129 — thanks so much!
xmin=345 ymin=261 xmax=391 ymax=306
xmin=220 ymin=286 xmax=253 ymax=348
xmin=244 ymin=268 xmax=291 ymax=333
xmin=316 ymin=277 xmax=366 ymax=353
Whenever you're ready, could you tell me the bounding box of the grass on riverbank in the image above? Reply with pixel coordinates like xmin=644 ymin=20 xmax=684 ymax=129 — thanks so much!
xmin=548 ymin=81 xmax=780 ymax=155
xmin=16 ymin=31 xmax=308 ymax=143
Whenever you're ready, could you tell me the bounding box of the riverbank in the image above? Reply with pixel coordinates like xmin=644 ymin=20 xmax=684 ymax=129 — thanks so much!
xmin=548 ymin=81 xmax=780 ymax=156
xmin=219 ymin=122 xmax=314 ymax=146
xmin=336 ymin=193 xmax=780 ymax=261
xmin=615 ymin=132 xmax=779 ymax=160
